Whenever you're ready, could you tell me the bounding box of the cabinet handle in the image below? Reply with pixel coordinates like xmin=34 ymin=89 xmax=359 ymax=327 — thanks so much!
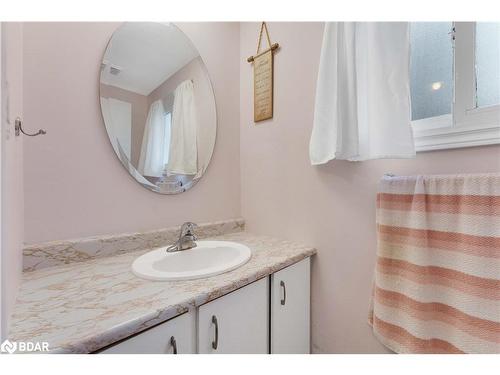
xmin=170 ymin=336 xmax=177 ymax=354
xmin=211 ymin=315 xmax=218 ymax=350
xmin=280 ymin=280 xmax=286 ymax=305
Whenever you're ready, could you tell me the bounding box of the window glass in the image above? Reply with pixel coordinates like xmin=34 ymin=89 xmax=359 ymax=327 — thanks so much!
xmin=410 ymin=22 xmax=454 ymax=121
xmin=476 ymin=22 xmax=500 ymax=108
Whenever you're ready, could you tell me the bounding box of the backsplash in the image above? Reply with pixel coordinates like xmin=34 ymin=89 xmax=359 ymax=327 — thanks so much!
xmin=23 ymin=218 xmax=245 ymax=272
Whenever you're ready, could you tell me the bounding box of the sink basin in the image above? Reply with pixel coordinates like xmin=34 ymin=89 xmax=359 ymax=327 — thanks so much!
xmin=132 ymin=241 xmax=252 ymax=281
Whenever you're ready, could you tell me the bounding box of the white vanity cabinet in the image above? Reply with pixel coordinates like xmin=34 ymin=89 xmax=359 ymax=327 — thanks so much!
xmin=197 ymin=277 xmax=269 ymax=354
xmin=98 ymin=257 xmax=311 ymax=354
xmin=100 ymin=310 xmax=196 ymax=354
xmin=270 ymin=257 xmax=311 ymax=353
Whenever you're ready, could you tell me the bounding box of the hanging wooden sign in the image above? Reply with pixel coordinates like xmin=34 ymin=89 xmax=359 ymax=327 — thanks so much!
xmin=247 ymin=22 xmax=279 ymax=123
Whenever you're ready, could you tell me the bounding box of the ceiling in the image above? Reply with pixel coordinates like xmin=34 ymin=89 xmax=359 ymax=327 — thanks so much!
xmin=101 ymin=22 xmax=199 ymax=96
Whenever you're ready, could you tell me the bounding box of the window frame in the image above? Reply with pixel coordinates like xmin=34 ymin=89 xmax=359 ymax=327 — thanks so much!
xmin=412 ymin=22 xmax=500 ymax=152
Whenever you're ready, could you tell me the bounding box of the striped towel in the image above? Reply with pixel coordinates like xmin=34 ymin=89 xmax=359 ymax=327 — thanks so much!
xmin=369 ymin=173 xmax=500 ymax=354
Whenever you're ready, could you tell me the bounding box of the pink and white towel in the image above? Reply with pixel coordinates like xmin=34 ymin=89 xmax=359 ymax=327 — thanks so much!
xmin=369 ymin=173 xmax=500 ymax=353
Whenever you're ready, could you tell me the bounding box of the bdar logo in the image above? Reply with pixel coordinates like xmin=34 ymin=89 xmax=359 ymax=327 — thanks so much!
xmin=1 ymin=339 xmax=17 ymax=354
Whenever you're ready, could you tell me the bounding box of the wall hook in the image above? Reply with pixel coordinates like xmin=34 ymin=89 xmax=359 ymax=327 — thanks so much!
xmin=14 ymin=117 xmax=46 ymax=137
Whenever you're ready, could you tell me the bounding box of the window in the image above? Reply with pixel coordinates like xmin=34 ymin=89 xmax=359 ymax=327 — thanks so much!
xmin=476 ymin=23 xmax=500 ymax=108
xmin=410 ymin=22 xmax=453 ymax=122
xmin=410 ymin=22 xmax=500 ymax=151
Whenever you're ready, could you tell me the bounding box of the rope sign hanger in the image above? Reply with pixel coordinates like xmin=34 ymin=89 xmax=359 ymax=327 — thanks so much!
xmin=247 ymin=22 xmax=280 ymax=122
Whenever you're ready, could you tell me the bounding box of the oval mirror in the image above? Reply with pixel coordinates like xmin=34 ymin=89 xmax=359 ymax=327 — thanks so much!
xmin=100 ymin=22 xmax=216 ymax=194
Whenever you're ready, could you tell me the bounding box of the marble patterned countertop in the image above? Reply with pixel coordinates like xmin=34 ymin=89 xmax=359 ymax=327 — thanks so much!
xmin=9 ymin=232 xmax=316 ymax=353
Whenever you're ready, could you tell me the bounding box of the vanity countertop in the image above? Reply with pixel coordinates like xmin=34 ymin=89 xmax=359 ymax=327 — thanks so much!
xmin=8 ymin=232 xmax=316 ymax=353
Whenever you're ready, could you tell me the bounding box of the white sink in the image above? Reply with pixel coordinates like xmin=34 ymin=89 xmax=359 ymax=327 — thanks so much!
xmin=132 ymin=240 xmax=252 ymax=281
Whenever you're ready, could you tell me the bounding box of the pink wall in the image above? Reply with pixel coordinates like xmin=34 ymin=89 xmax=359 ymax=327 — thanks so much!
xmin=239 ymin=22 xmax=500 ymax=353
xmin=23 ymin=22 xmax=241 ymax=244
xmin=1 ymin=22 xmax=24 ymax=336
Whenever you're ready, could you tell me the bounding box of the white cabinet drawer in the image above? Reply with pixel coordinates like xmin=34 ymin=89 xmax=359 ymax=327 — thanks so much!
xmin=197 ymin=277 xmax=269 ymax=354
xmin=100 ymin=310 xmax=196 ymax=354
xmin=271 ymin=257 xmax=311 ymax=354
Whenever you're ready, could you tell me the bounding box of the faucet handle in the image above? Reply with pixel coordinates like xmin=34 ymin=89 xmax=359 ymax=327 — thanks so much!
xmin=180 ymin=222 xmax=198 ymax=235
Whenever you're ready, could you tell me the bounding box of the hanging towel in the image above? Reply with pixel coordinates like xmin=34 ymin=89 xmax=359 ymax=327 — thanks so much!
xmin=310 ymin=22 xmax=415 ymax=163
xmin=369 ymin=173 xmax=500 ymax=353
xmin=167 ymin=79 xmax=198 ymax=176
xmin=138 ymin=100 xmax=168 ymax=177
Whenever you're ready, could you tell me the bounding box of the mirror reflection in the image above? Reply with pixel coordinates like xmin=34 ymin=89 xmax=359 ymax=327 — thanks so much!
xmin=100 ymin=22 xmax=217 ymax=194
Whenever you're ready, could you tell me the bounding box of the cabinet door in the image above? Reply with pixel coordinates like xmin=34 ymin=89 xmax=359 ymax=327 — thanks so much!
xmin=197 ymin=277 xmax=269 ymax=354
xmin=100 ymin=310 xmax=196 ymax=354
xmin=271 ymin=257 xmax=311 ymax=354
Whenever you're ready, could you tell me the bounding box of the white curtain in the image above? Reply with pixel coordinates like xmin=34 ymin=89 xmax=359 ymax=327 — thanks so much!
xmin=138 ymin=100 xmax=168 ymax=177
xmin=167 ymin=80 xmax=198 ymax=176
xmin=309 ymin=22 xmax=416 ymax=163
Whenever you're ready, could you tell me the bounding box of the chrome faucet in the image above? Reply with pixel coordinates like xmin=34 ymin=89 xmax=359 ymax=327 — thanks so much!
xmin=166 ymin=222 xmax=198 ymax=253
